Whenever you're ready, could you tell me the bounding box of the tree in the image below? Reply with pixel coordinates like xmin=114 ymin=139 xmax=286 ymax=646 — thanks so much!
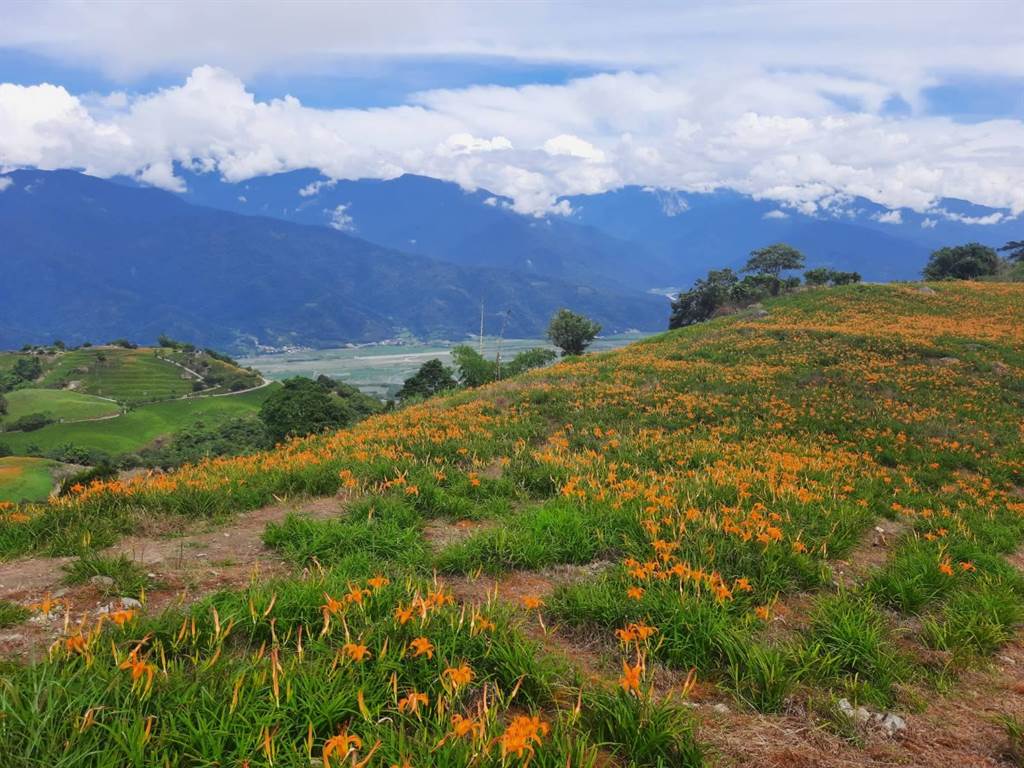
xmin=450 ymin=346 xmax=497 ymax=388
xmin=922 ymin=243 xmax=1000 ymax=280
xmin=803 ymin=267 xmax=833 ymax=286
xmin=12 ymin=356 xmax=42 ymax=383
xmin=669 ymin=268 xmax=739 ymax=328
xmin=503 ymin=347 xmax=557 ymax=377
xmin=259 ymin=377 xmax=352 ymax=443
xmin=999 ymin=240 xmax=1024 ymax=263
xmin=547 ymin=309 xmax=601 ymax=356
xmin=743 ymin=243 xmax=806 ymax=277
xmin=0 ymin=393 xmax=6 ymax=417
xmin=804 ymin=268 xmax=862 ymax=286
xmin=396 ymin=359 xmax=457 ymax=401
xmin=831 ymin=271 xmax=862 ymax=285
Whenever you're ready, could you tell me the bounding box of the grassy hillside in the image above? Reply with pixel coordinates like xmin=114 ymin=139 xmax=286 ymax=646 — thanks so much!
xmin=38 ymin=348 xmax=197 ymax=403
xmin=0 ymin=388 xmax=120 ymax=426
xmin=0 ymin=457 xmax=61 ymax=503
xmin=1 ymin=283 xmax=1022 ymax=766
xmin=0 ymin=384 xmax=276 ymax=458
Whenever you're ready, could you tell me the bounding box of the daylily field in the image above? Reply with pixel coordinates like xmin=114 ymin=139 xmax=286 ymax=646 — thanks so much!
xmin=1 ymin=282 xmax=1023 ymax=767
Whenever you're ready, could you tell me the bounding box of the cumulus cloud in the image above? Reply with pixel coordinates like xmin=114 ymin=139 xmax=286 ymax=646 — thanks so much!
xmin=2 ymin=64 xmax=1024 ymax=217
xmin=299 ymin=178 xmax=336 ymax=197
xmin=0 ymin=176 xmax=12 ymax=192
xmin=763 ymin=209 xmax=789 ymax=220
xmin=327 ymin=203 xmax=355 ymax=231
xmin=873 ymin=210 xmax=903 ymax=224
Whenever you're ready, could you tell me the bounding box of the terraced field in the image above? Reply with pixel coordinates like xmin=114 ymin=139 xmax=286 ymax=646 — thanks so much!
xmin=0 ymin=384 xmax=277 ymax=458
xmin=0 ymin=388 xmax=120 ymax=426
xmin=1 ymin=283 xmax=1022 ymax=767
xmin=39 ymin=348 xmax=196 ymax=403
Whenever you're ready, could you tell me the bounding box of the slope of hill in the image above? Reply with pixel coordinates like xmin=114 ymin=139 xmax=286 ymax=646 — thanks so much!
xmin=0 ymin=170 xmax=665 ymax=350
xmin=1 ymin=283 xmax=1022 ymax=766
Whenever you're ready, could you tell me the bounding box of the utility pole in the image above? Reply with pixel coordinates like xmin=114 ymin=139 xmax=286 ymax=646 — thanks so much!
xmin=495 ymin=309 xmax=510 ymax=380
xmin=479 ymin=300 xmax=485 ymax=355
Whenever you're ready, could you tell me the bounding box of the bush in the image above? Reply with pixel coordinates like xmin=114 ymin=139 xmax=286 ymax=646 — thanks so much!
xmin=397 ymin=359 xmax=457 ymax=401
xmin=8 ymin=412 xmax=53 ymax=432
xmin=923 ymin=243 xmax=1001 ymax=280
xmin=547 ymin=309 xmax=601 ymax=356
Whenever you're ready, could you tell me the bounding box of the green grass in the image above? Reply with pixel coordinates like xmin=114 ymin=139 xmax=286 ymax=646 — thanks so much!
xmin=0 ymin=388 xmax=119 ymax=426
xmin=1 ymin=283 xmax=1023 ymax=765
xmin=0 ymin=456 xmax=59 ymax=503
xmin=39 ymin=348 xmax=197 ymax=403
xmin=62 ymin=554 xmax=153 ymax=599
xmin=0 ymin=599 xmax=30 ymax=628
xmin=0 ymin=384 xmax=277 ymax=458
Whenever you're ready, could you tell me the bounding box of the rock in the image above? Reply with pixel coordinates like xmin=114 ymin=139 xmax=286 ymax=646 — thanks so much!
xmin=837 ymin=698 xmax=871 ymax=725
xmin=119 ymin=597 xmax=143 ymax=610
xmin=711 ymin=703 xmax=730 ymax=714
xmin=89 ymin=575 xmax=116 ymax=590
xmin=877 ymin=712 xmax=906 ymax=736
xmin=917 ymin=285 xmax=936 ymax=294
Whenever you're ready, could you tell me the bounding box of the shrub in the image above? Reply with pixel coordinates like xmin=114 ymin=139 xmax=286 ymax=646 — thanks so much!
xmin=923 ymin=243 xmax=1000 ymax=280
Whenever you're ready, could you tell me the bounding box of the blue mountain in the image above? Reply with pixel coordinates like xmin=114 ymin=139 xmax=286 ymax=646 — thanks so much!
xmin=171 ymin=169 xmax=1020 ymax=288
xmin=0 ymin=170 xmax=666 ymax=351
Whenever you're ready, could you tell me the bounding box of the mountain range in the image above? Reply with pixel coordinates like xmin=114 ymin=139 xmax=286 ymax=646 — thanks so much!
xmin=0 ymin=170 xmax=664 ymax=350
xmin=1 ymin=166 xmax=1020 ymax=351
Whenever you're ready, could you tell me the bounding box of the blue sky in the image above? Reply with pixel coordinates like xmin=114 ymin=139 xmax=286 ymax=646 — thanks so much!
xmin=1 ymin=1 xmax=1022 ymax=217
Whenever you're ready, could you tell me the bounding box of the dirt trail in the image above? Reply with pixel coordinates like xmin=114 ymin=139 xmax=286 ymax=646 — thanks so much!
xmin=0 ymin=495 xmax=347 ymax=661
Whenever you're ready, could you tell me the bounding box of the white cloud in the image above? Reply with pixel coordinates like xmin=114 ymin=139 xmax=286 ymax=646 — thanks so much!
xmin=2 ymin=64 xmax=1024 ymax=217
xmin=0 ymin=176 xmax=11 ymax=192
xmin=543 ymin=134 xmax=605 ymax=162
xmin=298 ymin=178 xmax=336 ymax=197
xmin=327 ymin=203 xmax=355 ymax=231
xmin=921 ymin=218 xmax=937 ymax=229
xmin=873 ymin=209 xmax=903 ymax=224
xmin=762 ymin=209 xmax=789 ymax=220
xmin=932 ymin=208 xmax=1007 ymax=225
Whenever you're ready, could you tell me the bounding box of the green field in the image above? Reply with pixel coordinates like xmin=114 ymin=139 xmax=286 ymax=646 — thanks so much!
xmin=0 ymin=456 xmax=60 ymax=503
xmin=0 ymin=384 xmax=276 ymax=458
xmin=39 ymin=348 xmax=196 ymax=403
xmin=0 ymin=388 xmax=120 ymax=426
xmin=240 ymin=334 xmax=646 ymax=398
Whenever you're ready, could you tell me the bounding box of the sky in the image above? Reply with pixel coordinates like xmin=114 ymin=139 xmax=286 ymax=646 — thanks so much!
xmin=1 ymin=0 xmax=1023 ymax=217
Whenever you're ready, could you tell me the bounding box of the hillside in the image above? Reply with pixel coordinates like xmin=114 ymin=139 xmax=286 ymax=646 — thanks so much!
xmin=0 ymin=283 xmax=1022 ymax=766
xmin=0 ymin=170 xmax=665 ymax=350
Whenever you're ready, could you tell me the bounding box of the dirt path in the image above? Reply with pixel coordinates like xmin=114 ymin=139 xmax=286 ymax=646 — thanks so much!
xmin=0 ymin=495 xmax=348 ymax=661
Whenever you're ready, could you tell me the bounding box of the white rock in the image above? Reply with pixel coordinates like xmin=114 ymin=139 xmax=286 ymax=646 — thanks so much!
xmin=878 ymin=712 xmax=906 ymax=736
xmin=711 ymin=703 xmax=730 ymax=714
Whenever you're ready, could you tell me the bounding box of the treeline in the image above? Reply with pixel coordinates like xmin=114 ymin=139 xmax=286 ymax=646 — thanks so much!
xmin=396 ymin=308 xmax=603 ymax=402
xmin=669 ymin=243 xmax=861 ymax=328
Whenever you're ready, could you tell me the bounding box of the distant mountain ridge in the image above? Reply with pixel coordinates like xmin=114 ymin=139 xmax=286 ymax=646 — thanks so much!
xmin=169 ymin=167 xmax=1023 ymax=286
xmin=0 ymin=170 xmax=665 ymax=351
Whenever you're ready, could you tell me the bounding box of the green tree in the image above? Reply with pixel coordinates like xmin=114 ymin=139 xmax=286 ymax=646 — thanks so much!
xmin=998 ymin=240 xmax=1024 ymax=262
xmin=669 ymin=268 xmax=739 ymax=328
xmin=0 ymin=393 xmax=6 ymax=417
xmin=450 ymin=346 xmax=497 ymax=388
xmin=259 ymin=377 xmax=352 ymax=443
xmin=831 ymin=271 xmax=862 ymax=285
xmin=11 ymin=357 xmax=42 ymax=383
xmin=503 ymin=347 xmax=557 ymax=377
xmin=547 ymin=309 xmax=602 ymax=356
xmin=743 ymin=243 xmax=806 ymax=277
xmin=923 ymin=243 xmax=1000 ymax=280
xmin=803 ymin=267 xmax=834 ymax=286
xmin=396 ymin=359 xmax=457 ymax=401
